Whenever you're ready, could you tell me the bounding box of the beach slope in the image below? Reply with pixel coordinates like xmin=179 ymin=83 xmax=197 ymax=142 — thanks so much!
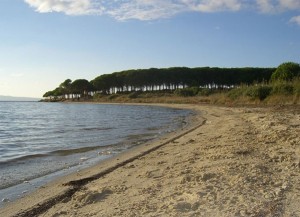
xmin=1 ymin=104 xmax=299 ymax=217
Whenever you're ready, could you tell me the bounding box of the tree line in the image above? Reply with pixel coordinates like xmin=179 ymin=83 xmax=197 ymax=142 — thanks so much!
xmin=43 ymin=66 xmax=278 ymax=99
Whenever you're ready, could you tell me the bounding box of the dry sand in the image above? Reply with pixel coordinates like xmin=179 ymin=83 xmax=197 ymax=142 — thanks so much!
xmin=1 ymin=104 xmax=299 ymax=217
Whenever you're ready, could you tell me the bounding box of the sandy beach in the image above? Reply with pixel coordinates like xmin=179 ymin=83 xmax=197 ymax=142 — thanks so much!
xmin=1 ymin=104 xmax=299 ymax=217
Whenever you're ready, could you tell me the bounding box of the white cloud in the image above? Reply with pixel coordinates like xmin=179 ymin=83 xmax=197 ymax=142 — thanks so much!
xmin=24 ymin=0 xmax=300 ymax=21
xmin=106 ymin=0 xmax=186 ymax=21
xmin=256 ymin=0 xmax=300 ymax=13
xmin=256 ymin=0 xmax=278 ymax=13
xmin=279 ymin=0 xmax=300 ymax=10
xmin=290 ymin=15 xmax=300 ymax=25
xmin=185 ymin=0 xmax=242 ymax=12
xmin=23 ymin=0 xmax=245 ymax=20
xmin=24 ymin=0 xmax=102 ymax=15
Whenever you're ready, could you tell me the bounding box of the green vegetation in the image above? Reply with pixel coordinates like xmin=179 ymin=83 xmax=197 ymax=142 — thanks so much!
xmin=271 ymin=62 xmax=300 ymax=81
xmin=43 ymin=79 xmax=94 ymax=100
xmin=43 ymin=62 xmax=300 ymax=105
xmin=225 ymin=79 xmax=299 ymax=104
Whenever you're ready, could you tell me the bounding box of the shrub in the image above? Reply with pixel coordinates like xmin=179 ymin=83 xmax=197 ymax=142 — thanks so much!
xmin=271 ymin=62 xmax=300 ymax=81
xmin=128 ymin=92 xmax=141 ymax=99
xmin=245 ymin=85 xmax=272 ymax=100
xmin=108 ymin=94 xmax=119 ymax=100
xmin=227 ymin=88 xmax=245 ymax=100
xmin=197 ymin=88 xmax=213 ymax=96
xmin=272 ymin=82 xmax=294 ymax=95
xmin=93 ymin=93 xmax=105 ymax=99
xmin=175 ymin=87 xmax=199 ymax=97
xmin=293 ymin=78 xmax=300 ymax=95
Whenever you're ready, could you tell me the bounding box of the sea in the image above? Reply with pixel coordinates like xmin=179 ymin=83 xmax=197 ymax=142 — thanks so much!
xmin=0 ymin=102 xmax=191 ymax=206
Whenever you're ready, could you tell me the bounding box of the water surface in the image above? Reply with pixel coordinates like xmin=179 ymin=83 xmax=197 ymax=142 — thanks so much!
xmin=0 ymin=102 xmax=190 ymax=204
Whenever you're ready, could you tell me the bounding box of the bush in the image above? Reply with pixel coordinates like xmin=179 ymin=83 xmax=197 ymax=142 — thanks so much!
xmin=93 ymin=93 xmax=105 ymax=99
xmin=271 ymin=62 xmax=300 ymax=81
xmin=292 ymin=78 xmax=300 ymax=96
xmin=108 ymin=94 xmax=119 ymax=100
xmin=227 ymin=88 xmax=245 ymax=100
xmin=128 ymin=92 xmax=141 ymax=99
xmin=197 ymin=88 xmax=213 ymax=96
xmin=272 ymin=82 xmax=294 ymax=95
xmin=175 ymin=87 xmax=199 ymax=97
xmin=245 ymin=85 xmax=272 ymax=100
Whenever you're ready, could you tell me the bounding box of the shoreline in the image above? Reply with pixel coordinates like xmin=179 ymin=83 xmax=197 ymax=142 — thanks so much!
xmin=0 ymin=103 xmax=201 ymax=216
xmin=0 ymin=102 xmax=190 ymax=193
xmin=1 ymin=103 xmax=299 ymax=216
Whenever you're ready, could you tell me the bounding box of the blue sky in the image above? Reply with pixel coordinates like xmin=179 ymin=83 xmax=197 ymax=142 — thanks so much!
xmin=0 ymin=0 xmax=300 ymax=98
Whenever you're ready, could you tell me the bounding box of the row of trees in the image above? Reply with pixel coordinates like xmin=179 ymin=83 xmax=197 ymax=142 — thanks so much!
xmin=43 ymin=63 xmax=300 ymax=99
xmin=43 ymin=79 xmax=94 ymax=100
xmin=91 ymin=67 xmax=274 ymax=94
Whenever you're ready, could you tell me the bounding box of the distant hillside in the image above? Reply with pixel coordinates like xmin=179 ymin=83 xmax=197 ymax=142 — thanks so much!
xmin=0 ymin=95 xmax=40 ymax=101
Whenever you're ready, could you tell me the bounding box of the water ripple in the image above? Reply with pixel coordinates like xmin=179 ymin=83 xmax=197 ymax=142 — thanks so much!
xmin=0 ymin=102 xmax=190 ymax=191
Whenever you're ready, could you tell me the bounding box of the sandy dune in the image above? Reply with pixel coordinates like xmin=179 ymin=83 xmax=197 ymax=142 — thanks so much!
xmin=1 ymin=104 xmax=299 ymax=217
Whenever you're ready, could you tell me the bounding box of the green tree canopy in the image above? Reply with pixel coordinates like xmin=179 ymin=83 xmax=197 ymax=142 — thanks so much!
xmin=43 ymin=66 xmax=277 ymax=99
xmin=271 ymin=62 xmax=300 ymax=81
xmin=59 ymin=79 xmax=72 ymax=98
xmin=71 ymin=79 xmax=94 ymax=96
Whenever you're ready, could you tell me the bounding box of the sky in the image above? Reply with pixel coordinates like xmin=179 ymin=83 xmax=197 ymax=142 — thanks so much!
xmin=0 ymin=0 xmax=300 ymax=98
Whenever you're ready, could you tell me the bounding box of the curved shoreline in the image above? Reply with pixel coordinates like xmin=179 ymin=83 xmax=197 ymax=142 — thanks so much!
xmin=0 ymin=103 xmax=202 ymax=216
xmin=0 ymin=103 xmax=190 ymax=194
xmin=1 ymin=104 xmax=299 ymax=217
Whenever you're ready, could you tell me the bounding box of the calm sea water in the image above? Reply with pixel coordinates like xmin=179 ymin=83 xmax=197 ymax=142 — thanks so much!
xmin=0 ymin=102 xmax=190 ymax=204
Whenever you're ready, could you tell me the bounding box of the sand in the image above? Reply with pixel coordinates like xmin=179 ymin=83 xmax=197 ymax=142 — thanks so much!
xmin=1 ymin=104 xmax=299 ymax=217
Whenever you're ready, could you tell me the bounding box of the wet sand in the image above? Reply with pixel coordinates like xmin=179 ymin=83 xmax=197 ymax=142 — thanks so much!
xmin=1 ymin=104 xmax=299 ymax=217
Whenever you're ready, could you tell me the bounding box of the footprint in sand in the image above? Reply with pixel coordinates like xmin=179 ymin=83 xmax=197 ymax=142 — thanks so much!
xmin=75 ymin=189 xmax=113 ymax=205
xmin=145 ymin=169 xmax=163 ymax=179
xmin=175 ymin=201 xmax=200 ymax=213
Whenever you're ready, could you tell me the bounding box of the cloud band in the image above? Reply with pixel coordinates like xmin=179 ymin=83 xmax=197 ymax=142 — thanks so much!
xmin=24 ymin=0 xmax=300 ymax=24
